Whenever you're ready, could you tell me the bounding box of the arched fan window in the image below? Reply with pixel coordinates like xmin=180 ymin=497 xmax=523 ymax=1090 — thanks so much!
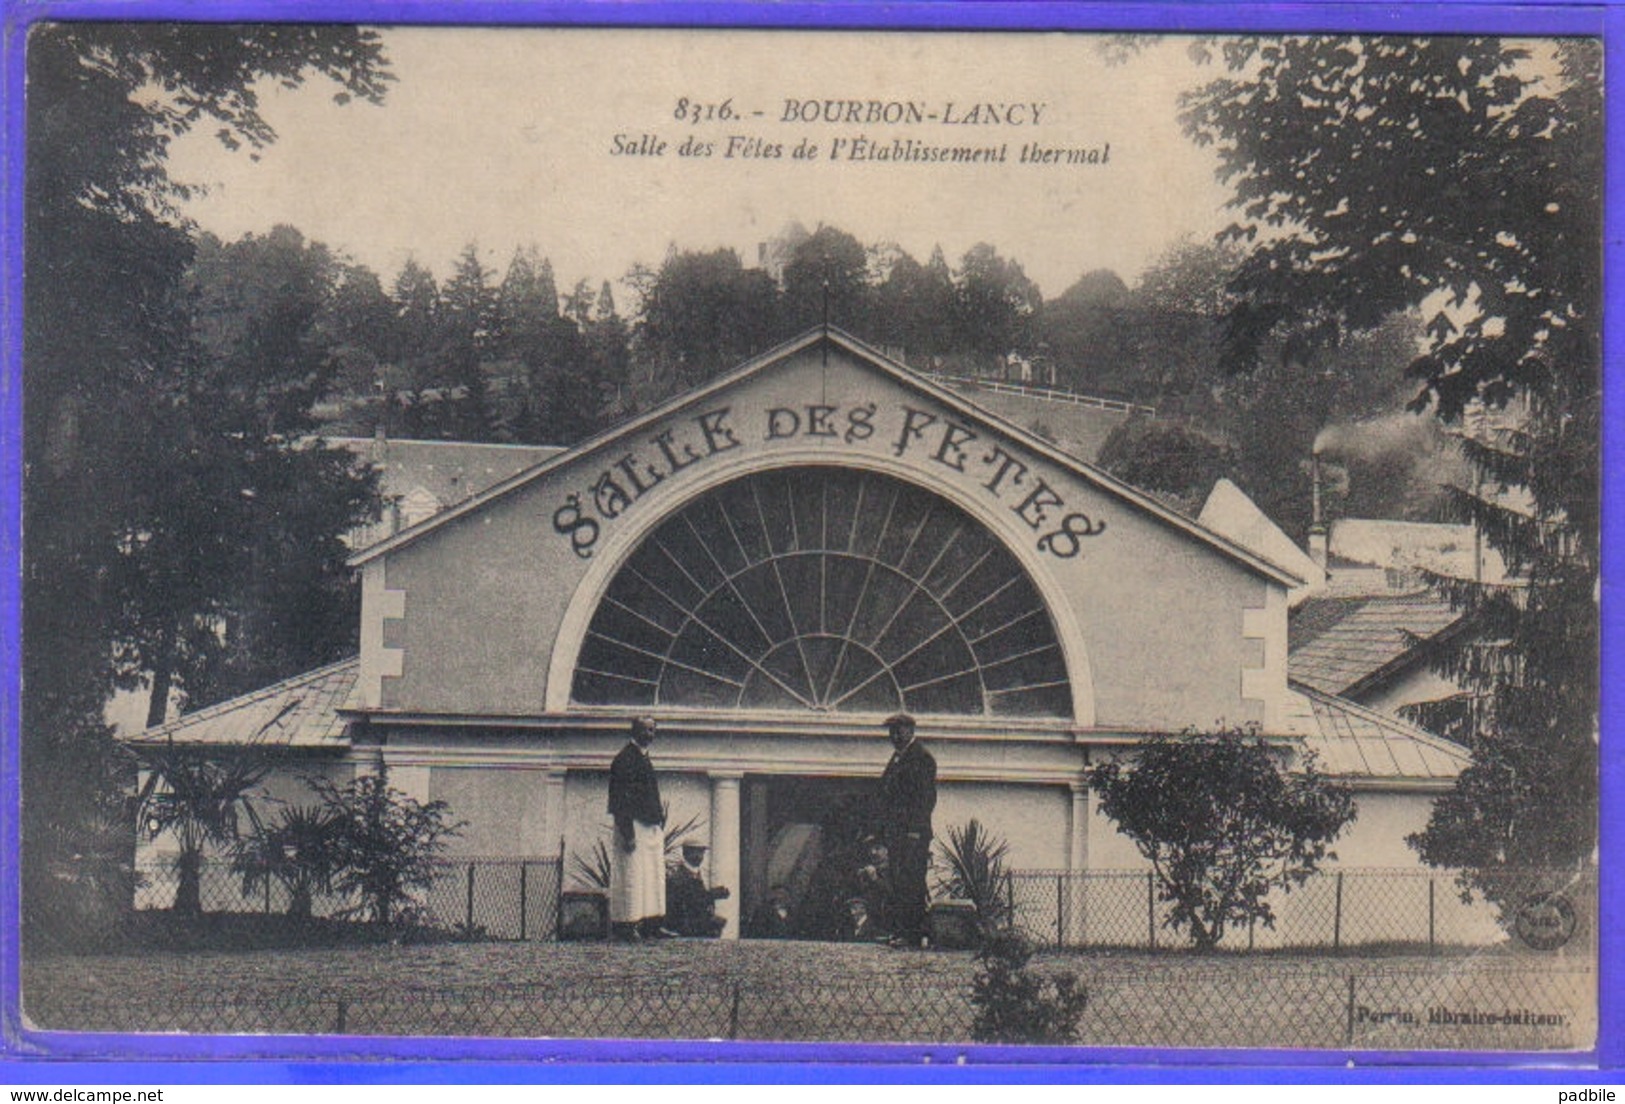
xmin=571 ymin=467 xmax=1071 ymax=717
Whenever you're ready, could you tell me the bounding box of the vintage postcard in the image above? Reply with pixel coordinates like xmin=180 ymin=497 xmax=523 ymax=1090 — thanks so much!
xmin=12 ymin=15 xmax=1603 ymax=1062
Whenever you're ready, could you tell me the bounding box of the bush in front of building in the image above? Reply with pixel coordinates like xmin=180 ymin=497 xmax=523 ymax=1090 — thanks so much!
xmin=969 ymin=930 xmax=1088 ymax=1045
xmin=309 ymin=754 xmax=464 ymax=927
xmin=1089 ymin=725 xmax=1356 ymax=952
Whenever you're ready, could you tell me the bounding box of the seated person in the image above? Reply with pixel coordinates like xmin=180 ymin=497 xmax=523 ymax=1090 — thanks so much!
xmin=665 ymin=842 xmax=730 ymax=937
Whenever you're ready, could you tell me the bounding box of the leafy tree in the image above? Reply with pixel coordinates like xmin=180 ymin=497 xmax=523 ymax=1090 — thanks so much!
xmin=1090 ymin=726 xmax=1355 ymax=951
xmin=23 ymin=22 xmax=389 ymax=935
xmin=871 ymin=246 xmax=958 ymax=364
xmin=781 ymin=224 xmax=872 ymax=333
xmin=1037 ymin=269 xmax=1134 ymax=396
xmin=1181 ymin=36 xmax=1601 ymax=888
xmin=954 ymin=243 xmax=1041 ymax=373
xmin=310 ymin=756 xmax=462 ymax=926
xmin=1096 ymin=418 xmax=1234 ymax=513
xmin=135 ymin=744 xmax=274 ymax=919
xmin=969 ymin=931 xmax=1088 ymax=1045
xmin=633 ymin=247 xmax=781 ymax=393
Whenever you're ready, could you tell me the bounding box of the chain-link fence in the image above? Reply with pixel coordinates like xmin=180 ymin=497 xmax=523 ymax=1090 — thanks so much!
xmin=128 ymin=856 xmax=563 ymax=941
xmin=1005 ymin=867 xmax=1596 ymax=952
xmin=24 ymin=960 xmax=1592 ymax=1050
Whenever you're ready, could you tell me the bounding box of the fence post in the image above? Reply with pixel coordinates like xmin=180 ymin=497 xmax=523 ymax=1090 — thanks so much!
xmin=1333 ymin=871 xmax=1344 ymax=951
xmin=1147 ymin=871 xmax=1156 ymax=950
xmin=1345 ymin=975 xmax=1356 ymax=1047
xmin=1005 ymin=871 xmax=1015 ymax=932
xmin=264 ymin=875 xmax=272 ymax=916
xmin=1427 ymin=878 xmax=1436 ymax=954
xmin=557 ymin=836 xmax=567 ymax=938
xmin=519 ymin=862 xmax=529 ymax=942
xmin=1055 ymin=874 xmax=1064 ymax=948
xmin=728 ymin=982 xmax=742 ymax=1041
xmin=466 ymin=862 xmax=476 ymax=932
xmin=335 ymin=999 xmax=349 ymax=1034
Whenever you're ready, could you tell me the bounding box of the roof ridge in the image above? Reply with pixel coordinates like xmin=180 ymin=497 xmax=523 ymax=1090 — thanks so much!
xmin=140 ymin=656 xmax=360 ymax=738
xmin=347 ymin=327 xmax=1300 ymax=586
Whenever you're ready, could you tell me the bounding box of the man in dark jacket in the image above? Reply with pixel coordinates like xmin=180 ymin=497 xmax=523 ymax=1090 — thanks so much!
xmin=608 ymin=716 xmax=668 ymax=940
xmin=875 ymin=712 xmax=936 ymax=948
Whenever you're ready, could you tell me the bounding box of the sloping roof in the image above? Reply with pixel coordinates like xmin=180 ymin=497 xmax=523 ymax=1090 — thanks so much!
xmin=328 ymin=437 xmax=563 ymax=510
xmin=346 ymin=328 xmax=1299 ymax=587
xmin=1282 ymin=682 xmax=1471 ymax=783
xmin=1198 ymin=478 xmax=1327 ymax=599
xmin=1288 ymin=592 xmax=1465 ymax=696
xmin=126 ymin=658 xmax=359 ymax=748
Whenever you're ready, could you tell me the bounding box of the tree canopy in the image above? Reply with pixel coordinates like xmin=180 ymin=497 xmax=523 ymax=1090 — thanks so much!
xmin=1181 ymin=36 xmax=1601 ymax=882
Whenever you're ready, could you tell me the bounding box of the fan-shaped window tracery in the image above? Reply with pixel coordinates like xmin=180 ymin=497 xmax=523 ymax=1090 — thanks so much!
xmin=570 ymin=467 xmax=1071 ymax=717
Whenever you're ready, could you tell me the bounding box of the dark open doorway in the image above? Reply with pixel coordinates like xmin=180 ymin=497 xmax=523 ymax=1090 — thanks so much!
xmin=741 ymin=775 xmax=887 ymax=941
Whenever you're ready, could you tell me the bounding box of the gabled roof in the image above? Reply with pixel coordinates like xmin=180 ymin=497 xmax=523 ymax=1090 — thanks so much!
xmin=1289 ymin=592 xmax=1466 ymax=697
xmin=1283 ymin=681 xmax=1471 ymax=783
xmin=346 ymin=328 xmax=1299 ymax=586
xmin=125 ymin=658 xmax=358 ymax=749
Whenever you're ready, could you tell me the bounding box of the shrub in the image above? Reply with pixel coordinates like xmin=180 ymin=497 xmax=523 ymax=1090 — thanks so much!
xmin=934 ymin=818 xmax=1011 ymax=933
xmin=1090 ymin=725 xmax=1355 ymax=951
xmin=308 ymin=755 xmax=463 ymax=926
xmin=969 ymin=931 xmax=1088 ymax=1045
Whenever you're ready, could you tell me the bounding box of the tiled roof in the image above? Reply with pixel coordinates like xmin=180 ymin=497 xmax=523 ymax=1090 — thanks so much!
xmin=1288 ymin=592 xmax=1464 ymax=696
xmin=126 ymin=658 xmax=359 ymax=748
xmin=1283 ymin=682 xmax=1471 ymax=782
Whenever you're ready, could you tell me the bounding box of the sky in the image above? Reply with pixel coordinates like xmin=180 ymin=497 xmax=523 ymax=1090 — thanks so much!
xmin=167 ymin=28 xmax=1238 ymax=301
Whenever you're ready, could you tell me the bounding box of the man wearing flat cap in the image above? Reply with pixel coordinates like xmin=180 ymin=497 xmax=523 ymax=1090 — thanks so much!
xmin=608 ymin=716 xmax=668 ymax=940
xmin=875 ymin=712 xmax=936 ymax=949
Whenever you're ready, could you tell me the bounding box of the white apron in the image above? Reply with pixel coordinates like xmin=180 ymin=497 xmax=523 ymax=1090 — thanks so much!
xmin=609 ymin=819 xmax=667 ymax=924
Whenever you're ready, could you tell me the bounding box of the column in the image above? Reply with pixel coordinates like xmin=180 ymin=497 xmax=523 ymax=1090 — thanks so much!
xmin=709 ymin=772 xmax=743 ymax=941
xmin=1066 ymin=780 xmax=1092 ymax=946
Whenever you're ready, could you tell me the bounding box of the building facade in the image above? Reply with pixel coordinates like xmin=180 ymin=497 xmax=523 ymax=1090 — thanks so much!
xmin=136 ymin=330 xmax=1469 ymax=938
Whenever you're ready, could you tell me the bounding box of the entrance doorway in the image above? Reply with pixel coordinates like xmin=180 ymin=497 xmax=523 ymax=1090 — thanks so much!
xmin=741 ymin=775 xmax=882 ymax=940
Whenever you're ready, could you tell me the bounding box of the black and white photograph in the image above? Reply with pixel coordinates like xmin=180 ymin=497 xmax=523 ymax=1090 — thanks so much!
xmin=15 ymin=20 xmax=1603 ymax=1056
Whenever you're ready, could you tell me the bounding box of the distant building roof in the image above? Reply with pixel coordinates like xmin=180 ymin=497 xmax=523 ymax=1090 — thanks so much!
xmin=1283 ymin=681 xmax=1471 ymax=784
xmin=127 ymin=658 xmax=359 ymax=748
xmin=1330 ymin=517 xmax=1508 ymax=585
xmin=1289 ymin=592 xmax=1466 ymax=697
xmin=327 ymin=435 xmax=563 ymax=549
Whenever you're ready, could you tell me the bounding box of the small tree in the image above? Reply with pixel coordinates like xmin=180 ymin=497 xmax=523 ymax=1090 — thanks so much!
xmin=1090 ymin=726 xmax=1355 ymax=951
xmin=135 ymin=743 xmax=273 ymax=920
xmin=969 ymin=931 xmax=1088 ymax=1045
xmin=232 ymin=803 xmax=342 ymax=920
xmin=311 ymin=756 xmax=462 ymax=926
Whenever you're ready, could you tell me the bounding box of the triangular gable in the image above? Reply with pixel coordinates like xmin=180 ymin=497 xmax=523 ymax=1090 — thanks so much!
xmin=1199 ymin=477 xmax=1326 ymax=602
xmin=349 ymin=328 xmax=1298 ymax=586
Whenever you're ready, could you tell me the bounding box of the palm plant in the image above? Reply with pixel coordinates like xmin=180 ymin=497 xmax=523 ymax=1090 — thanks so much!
xmin=135 ymin=744 xmax=273 ymax=920
xmin=232 ymin=803 xmax=342 ymax=919
xmin=935 ymin=818 xmax=1012 ymax=932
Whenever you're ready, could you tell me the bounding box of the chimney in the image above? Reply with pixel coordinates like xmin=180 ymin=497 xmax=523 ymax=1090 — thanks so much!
xmin=1307 ymin=450 xmax=1329 ymax=568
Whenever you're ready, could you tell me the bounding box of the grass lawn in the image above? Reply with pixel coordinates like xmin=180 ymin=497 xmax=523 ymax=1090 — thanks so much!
xmin=20 ymin=937 xmax=1595 ymax=1053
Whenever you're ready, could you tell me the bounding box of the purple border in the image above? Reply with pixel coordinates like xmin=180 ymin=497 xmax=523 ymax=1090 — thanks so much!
xmin=1 ymin=0 xmax=1618 ymax=1083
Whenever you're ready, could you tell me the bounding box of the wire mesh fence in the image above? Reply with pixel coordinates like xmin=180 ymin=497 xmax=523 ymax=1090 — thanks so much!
xmin=23 ymin=959 xmax=1592 ymax=1050
xmin=104 ymin=860 xmax=1592 ymax=957
xmin=1005 ymin=867 xmax=1595 ymax=953
xmin=129 ymin=856 xmax=563 ymax=941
